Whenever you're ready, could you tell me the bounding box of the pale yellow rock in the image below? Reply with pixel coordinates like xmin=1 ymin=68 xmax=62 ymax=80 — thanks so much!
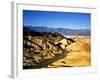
xmin=48 ymin=36 xmax=91 ymax=68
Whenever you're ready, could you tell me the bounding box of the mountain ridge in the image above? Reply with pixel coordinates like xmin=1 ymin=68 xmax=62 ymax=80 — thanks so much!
xmin=24 ymin=26 xmax=90 ymax=36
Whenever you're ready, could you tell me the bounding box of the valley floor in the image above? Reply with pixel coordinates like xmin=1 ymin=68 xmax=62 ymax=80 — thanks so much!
xmin=48 ymin=36 xmax=91 ymax=68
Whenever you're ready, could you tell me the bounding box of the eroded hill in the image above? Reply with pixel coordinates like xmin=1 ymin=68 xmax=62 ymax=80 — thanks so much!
xmin=23 ymin=27 xmax=75 ymax=69
xmin=48 ymin=36 xmax=91 ymax=67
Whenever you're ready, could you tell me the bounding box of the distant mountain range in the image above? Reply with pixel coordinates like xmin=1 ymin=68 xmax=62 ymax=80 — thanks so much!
xmin=24 ymin=26 xmax=90 ymax=36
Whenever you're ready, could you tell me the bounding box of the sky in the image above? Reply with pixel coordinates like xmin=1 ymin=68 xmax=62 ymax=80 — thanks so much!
xmin=23 ymin=10 xmax=91 ymax=29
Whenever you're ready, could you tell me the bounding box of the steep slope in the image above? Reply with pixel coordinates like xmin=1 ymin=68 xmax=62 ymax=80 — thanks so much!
xmin=23 ymin=27 xmax=75 ymax=69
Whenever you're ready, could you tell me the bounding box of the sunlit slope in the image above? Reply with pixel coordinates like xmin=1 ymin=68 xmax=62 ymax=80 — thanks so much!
xmin=48 ymin=36 xmax=91 ymax=67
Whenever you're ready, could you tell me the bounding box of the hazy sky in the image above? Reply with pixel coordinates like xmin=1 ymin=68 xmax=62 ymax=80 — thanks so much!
xmin=23 ymin=10 xmax=91 ymax=29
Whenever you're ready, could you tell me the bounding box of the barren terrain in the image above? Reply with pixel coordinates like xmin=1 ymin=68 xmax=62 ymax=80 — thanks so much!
xmin=48 ymin=36 xmax=91 ymax=68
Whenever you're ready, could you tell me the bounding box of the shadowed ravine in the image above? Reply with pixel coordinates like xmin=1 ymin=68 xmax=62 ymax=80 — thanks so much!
xmin=23 ymin=49 xmax=67 ymax=69
xmin=23 ymin=27 xmax=75 ymax=69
